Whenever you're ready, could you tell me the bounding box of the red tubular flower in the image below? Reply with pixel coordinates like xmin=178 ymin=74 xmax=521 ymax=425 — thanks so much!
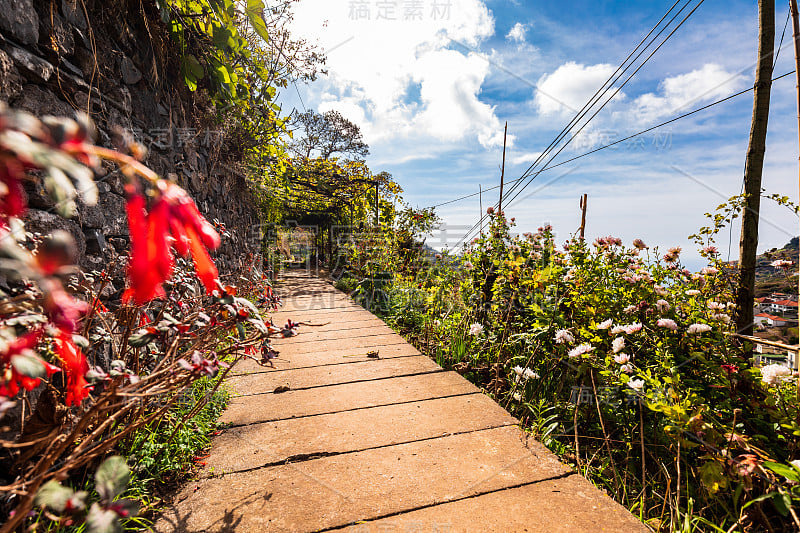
xmin=148 ymin=198 xmax=174 ymax=287
xmin=123 ymin=188 xmax=167 ymax=304
xmin=185 ymin=224 xmax=219 ymax=294
xmin=123 ymin=181 xmax=221 ymax=302
xmin=55 ymin=332 xmax=91 ymax=406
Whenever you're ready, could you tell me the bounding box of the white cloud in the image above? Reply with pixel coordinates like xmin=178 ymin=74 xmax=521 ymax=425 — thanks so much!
xmin=511 ymin=151 xmax=542 ymax=165
xmin=534 ymin=62 xmax=623 ymax=116
xmin=631 ymin=64 xmax=747 ymax=124
xmin=506 ymin=22 xmax=527 ymax=42
xmin=290 ymin=0 xmax=504 ymax=148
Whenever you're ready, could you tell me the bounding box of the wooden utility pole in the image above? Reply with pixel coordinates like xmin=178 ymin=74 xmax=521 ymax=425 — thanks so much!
xmin=790 ymin=0 xmax=800 ymax=372
xmin=499 ymin=122 xmax=507 ymax=213
xmin=735 ymin=0 xmax=774 ymax=337
xmin=579 ymin=194 xmax=588 ymax=240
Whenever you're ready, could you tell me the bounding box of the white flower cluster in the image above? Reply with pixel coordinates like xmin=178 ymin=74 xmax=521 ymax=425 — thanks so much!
xmin=554 ymin=329 xmax=574 ymax=344
xmin=512 ymin=365 xmax=540 ymax=384
xmin=610 ymin=322 xmax=642 ymax=335
xmin=568 ymin=343 xmax=595 ymax=358
xmin=469 ymin=323 xmax=484 ymax=336
xmin=760 ymin=364 xmax=792 ymax=386
xmin=686 ymin=323 xmax=712 ymax=335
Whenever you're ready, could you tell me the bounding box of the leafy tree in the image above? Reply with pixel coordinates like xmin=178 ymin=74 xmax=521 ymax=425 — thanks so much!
xmin=291 ymin=109 xmax=369 ymax=160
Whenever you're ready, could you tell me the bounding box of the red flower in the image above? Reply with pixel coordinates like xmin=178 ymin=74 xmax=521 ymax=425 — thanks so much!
xmin=55 ymin=332 xmax=91 ymax=406
xmin=0 ymin=155 xmax=27 ymax=224
xmin=123 ymin=181 xmax=220 ymax=304
xmin=123 ymin=188 xmax=166 ymax=304
xmin=0 ymin=330 xmax=60 ymax=398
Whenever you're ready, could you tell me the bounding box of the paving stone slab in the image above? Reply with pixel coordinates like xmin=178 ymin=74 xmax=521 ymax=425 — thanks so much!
xmin=230 ymin=344 xmax=423 ymax=375
xmin=155 ymin=426 xmax=569 ymax=533
xmin=270 ymin=308 xmax=377 ymax=325
xmin=270 ymin=324 xmax=398 ymax=345
xmin=279 ymin=297 xmax=359 ymax=312
xmin=271 ymin=333 xmax=408 ymax=355
xmin=219 ymin=371 xmax=479 ymax=426
xmin=339 ymin=474 xmax=648 ymax=532
xmin=201 ymin=393 xmax=517 ymax=475
xmin=227 ymin=355 xmax=443 ymax=395
xmin=270 ymin=319 xmax=392 ymax=335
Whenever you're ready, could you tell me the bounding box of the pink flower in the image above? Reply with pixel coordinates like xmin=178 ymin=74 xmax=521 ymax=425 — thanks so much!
xmin=632 ymin=239 xmax=647 ymax=250
xmin=596 ymin=319 xmax=613 ymax=330
xmin=686 ymin=323 xmax=712 ymax=335
xmin=614 ymin=353 xmax=630 ymax=364
xmin=568 ymin=343 xmax=595 ymax=358
xmin=656 ymin=299 xmax=670 ymax=313
xmin=657 ymin=318 xmax=678 ymax=331
xmin=627 ymin=378 xmax=645 ymax=391
xmin=612 ymin=337 xmax=625 ymax=353
xmin=554 ymin=329 xmax=574 ymax=344
xmin=623 ymin=323 xmax=642 ymax=334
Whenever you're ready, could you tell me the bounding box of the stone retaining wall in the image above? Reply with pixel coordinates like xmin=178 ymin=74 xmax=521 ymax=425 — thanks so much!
xmin=0 ymin=0 xmax=262 ymax=293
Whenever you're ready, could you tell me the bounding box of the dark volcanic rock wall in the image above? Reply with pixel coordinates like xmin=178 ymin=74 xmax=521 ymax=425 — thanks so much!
xmin=0 ymin=0 xmax=261 ymax=292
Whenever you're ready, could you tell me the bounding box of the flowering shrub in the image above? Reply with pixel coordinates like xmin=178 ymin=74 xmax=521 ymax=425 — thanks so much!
xmin=0 ymin=103 xmax=279 ymax=531
xmin=374 ymin=211 xmax=800 ymax=531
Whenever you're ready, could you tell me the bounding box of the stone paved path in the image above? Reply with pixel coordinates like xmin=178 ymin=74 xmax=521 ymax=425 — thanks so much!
xmin=155 ymin=271 xmax=647 ymax=532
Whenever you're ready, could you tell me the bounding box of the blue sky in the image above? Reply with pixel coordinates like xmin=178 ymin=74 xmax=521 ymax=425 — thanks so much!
xmin=284 ymin=0 xmax=800 ymax=269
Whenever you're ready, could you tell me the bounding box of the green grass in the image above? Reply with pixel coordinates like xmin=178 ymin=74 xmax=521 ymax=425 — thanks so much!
xmin=119 ymin=376 xmax=230 ymax=527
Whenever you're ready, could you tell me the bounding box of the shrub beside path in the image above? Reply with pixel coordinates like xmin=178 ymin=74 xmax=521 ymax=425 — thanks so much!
xmin=155 ymin=271 xmax=647 ymax=532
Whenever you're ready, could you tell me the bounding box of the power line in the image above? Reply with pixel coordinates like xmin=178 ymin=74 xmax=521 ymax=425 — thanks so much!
xmin=432 ymin=6 xmax=795 ymax=213
xmin=506 ymin=0 xmax=706 ymax=204
xmin=436 ymin=69 xmax=795 ymax=250
xmin=504 ymin=0 xmax=697 ymax=203
xmin=451 ymin=0 xmax=707 ymax=249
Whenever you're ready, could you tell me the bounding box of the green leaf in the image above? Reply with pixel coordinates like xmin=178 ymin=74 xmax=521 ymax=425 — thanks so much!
xmin=772 ymin=491 xmax=792 ymax=516
xmin=212 ymin=24 xmax=231 ymax=49
xmin=246 ymin=0 xmax=269 ymax=42
xmin=763 ymin=461 xmax=800 ymax=482
xmin=95 ymin=456 xmax=130 ymax=501
xmin=742 ymin=491 xmax=778 ymax=510
xmin=35 ymin=480 xmax=78 ymax=513
xmin=128 ymin=330 xmax=156 ymax=348
xmin=215 ymin=64 xmax=232 ymax=84
xmin=86 ymin=503 xmax=121 ymax=533
xmin=10 ymin=353 xmax=45 ymax=379
xmin=182 ymin=55 xmax=204 ymax=92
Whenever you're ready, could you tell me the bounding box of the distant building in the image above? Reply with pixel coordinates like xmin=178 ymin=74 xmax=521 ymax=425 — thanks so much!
xmin=755 ymin=294 xmax=798 ymax=316
xmin=754 ymin=313 xmax=788 ymax=327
